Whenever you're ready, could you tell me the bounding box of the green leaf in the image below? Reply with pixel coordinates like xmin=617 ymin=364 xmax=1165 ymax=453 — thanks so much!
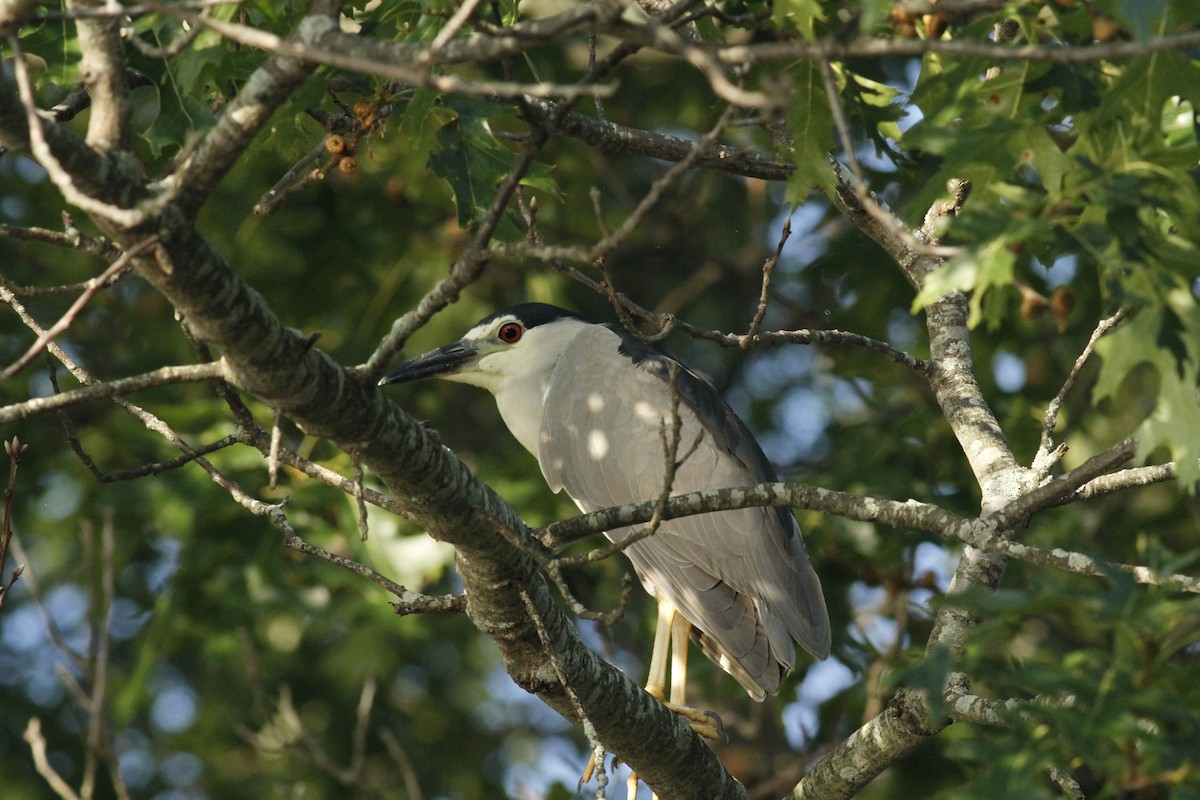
xmin=141 ymin=94 xmax=217 ymax=157
xmin=911 ymin=239 xmax=1016 ymax=329
xmin=771 ymin=0 xmax=826 ymax=39
xmin=425 ymin=97 xmax=558 ymax=237
xmin=785 ymin=61 xmax=836 ymax=203
xmin=1094 ymin=289 xmax=1200 ymax=490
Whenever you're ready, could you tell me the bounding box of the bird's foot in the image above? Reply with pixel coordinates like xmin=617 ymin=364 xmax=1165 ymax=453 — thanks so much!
xmin=613 ymin=687 xmax=726 ymax=798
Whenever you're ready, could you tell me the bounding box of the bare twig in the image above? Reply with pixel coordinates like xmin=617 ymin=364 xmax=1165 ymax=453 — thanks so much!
xmin=281 ymin=531 xmax=464 ymax=614
xmin=743 ymin=217 xmax=789 ymax=345
xmin=253 ymin=139 xmax=328 ymax=215
xmin=351 ymin=447 xmax=369 ymax=541
xmin=589 ymin=104 xmax=739 ymax=264
xmin=540 ymin=481 xmax=966 ymax=551
xmin=424 ymin=0 xmax=486 ymax=58
xmin=1048 ymin=766 xmax=1086 ymax=800
xmin=555 ymin=362 xmax=700 ymax=569
xmin=522 ymin=98 xmax=795 ymax=181
xmin=268 ymin=408 xmax=284 ymax=490
xmin=0 ymin=361 xmax=226 ymax=425
xmin=0 ymin=222 xmax=121 ymax=262
xmin=24 ymin=719 xmax=82 ymax=800
xmin=0 ymin=286 xmax=282 ymax=529
xmin=379 ymin=729 xmax=426 ymax=800
xmin=125 ymin=11 xmax=207 ymax=58
xmin=982 ymin=438 xmax=1137 ymax=534
xmin=2 ymin=233 xmax=154 ymax=380
xmin=482 ymin=241 xmax=931 ymax=372
xmin=0 ymin=436 xmax=27 ymax=609
xmin=1034 ymin=307 xmax=1132 ymax=477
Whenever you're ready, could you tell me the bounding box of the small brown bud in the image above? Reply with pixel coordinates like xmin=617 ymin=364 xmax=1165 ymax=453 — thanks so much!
xmin=1050 ymin=286 xmax=1075 ymax=331
xmin=338 ymin=156 xmax=358 ymax=175
xmin=325 ymin=134 xmax=346 ymax=155
xmin=1019 ymin=288 xmax=1048 ymax=319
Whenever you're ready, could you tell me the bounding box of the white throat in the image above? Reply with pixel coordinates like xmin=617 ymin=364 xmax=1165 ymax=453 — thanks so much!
xmin=470 ymin=317 xmax=590 ymax=457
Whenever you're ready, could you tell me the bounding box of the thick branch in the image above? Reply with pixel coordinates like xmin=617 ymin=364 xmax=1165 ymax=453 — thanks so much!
xmin=67 ymin=0 xmax=130 ymax=152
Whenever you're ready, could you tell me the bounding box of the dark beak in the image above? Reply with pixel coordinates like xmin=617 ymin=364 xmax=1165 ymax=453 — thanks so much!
xmin=379 ymin=340 xmax=478 ymax=386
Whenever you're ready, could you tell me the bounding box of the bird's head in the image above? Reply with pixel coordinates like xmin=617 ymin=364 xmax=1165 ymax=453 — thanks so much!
xmin=380 ymin=303 xmax=587 ymax=394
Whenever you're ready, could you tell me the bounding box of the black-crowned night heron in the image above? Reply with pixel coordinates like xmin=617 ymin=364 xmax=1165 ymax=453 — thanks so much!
xmin=382 ymin=303 xmax=830 ymax=769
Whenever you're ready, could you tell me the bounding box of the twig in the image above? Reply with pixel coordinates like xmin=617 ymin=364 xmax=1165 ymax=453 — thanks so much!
xmin=349 ymin=677 xmax=376 ymax=777
xmin=554 ymin=363 xmax=700 ymax=569
xmin=588 ymin=104 xmax=739 ymax=264
xmin=521 ymin=98 xmax=795 ymax=181
xmin=1047 ymin=766 xmax=1085 ymax=800
xmin=713 ymin=26 xmax=1200 ymax=66
xmin=981 ymin=438 xmax=1137 ymax=534
xmin=819 ymin=60 xmax=960 ymax=276
xmin=24 ymin=718 xmax=82 ymax=800
xmin=424 ymin=0 xmax=485 ymax=58
xmin=236 ymin=423 xmax=408 ymax=516
xmin=281 ymin=531 xmax=465 ymax=614
xmin=0 ymin=222 xmax=121 ymax=262
xmin=1034 ymin=307 xmax=1132 ymax=477
xmin=351 ymin=447 xmax=369 ymax=541
xmin=253 ymin=139 xmax=330 ymax=215
xmin=818 ymin=58 xmax=865 ymax=184
xmin=0 ymin=362 xmax=226 ymax=425
xmin=981 ymin=537 xmax=1200 ymax=593
xmin=485 ymin=242 xmax=931 ymax=372
xmin=743 ymin=217 xmax=789 ymax=345
xmin=2 ymin=235 xmax=157 ymax=379
xmin=125 ymin=10 xmax=207 ymax=58
xmin=379 ymin=729 xmax=425 ymax=800
xmin=0 ymin=436 xmax=28 ymax=609
xmin=268 ymin=408 xmax=284 ymax=489
xmin=1070 ymin=462 xmax=1176 ymax=500
xmin=540 ymin=481 xmax=965 ymax=551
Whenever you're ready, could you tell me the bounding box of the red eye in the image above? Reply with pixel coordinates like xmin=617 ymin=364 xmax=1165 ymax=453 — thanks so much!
xmin=497 ymin=322 xmax=523 ymax=344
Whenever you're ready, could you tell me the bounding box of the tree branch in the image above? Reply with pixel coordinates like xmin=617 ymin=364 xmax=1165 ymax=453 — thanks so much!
xmin=67 ymin=0 xmax=130 ymax=153
xmin=0 ymin=360 xmax=227 ymax=424
xmin=165 ymin=0 xmax=335 ymax=218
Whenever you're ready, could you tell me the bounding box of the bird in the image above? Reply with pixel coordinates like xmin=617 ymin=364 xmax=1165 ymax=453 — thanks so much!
xmin=380 ymin=302 xmax=830 ymax=750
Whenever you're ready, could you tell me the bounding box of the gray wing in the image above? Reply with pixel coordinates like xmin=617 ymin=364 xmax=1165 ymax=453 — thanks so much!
xmin=538 ymin=324 xmax=830 ymax=699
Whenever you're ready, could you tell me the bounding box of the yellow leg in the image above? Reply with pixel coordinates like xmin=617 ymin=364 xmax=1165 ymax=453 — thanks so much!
xmin=644 ymin=595 xmax=676 ymax=701
xmin=669 ymin=611 xmax=690 ymax=706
